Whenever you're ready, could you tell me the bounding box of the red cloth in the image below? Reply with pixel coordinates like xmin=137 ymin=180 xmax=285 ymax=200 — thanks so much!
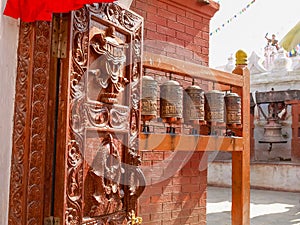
xmin=4 ymin=0 xmax=114 ymax=22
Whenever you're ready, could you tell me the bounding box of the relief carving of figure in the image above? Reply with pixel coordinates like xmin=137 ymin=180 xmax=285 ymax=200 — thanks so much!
xmin=90 ymin=26 xmax=129 ymax=104
xmin=89 ymin=133 xmax=125 ymax=217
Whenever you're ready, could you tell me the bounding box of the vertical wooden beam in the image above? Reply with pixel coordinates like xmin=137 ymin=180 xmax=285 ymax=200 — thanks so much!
xmin=8 ymin=21 xmax=52 ymax=224
xmin=231 ymin=50 xmax=250 ymax=225
xmin=250 ymin=95 xmax=256 ymax=161
xmin=286 ymin=100 xmax=300 ymax=162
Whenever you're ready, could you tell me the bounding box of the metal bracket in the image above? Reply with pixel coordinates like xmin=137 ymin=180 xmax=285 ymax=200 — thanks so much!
xmin=44 ymin=216 xmax=60 ymax=225
xmin=52 ymin=15 xmax=68 ymax=58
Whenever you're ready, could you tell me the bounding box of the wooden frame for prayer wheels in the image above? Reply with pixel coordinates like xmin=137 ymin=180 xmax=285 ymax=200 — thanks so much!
xmin=142 ymin=51 xmax=251 ymax=225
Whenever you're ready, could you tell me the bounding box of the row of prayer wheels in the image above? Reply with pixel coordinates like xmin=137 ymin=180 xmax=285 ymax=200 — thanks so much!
xmin=141 ymin=76 xmax=242 ymax=132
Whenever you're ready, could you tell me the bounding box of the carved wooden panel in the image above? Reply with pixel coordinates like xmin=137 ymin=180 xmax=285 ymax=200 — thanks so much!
xmin=8 ymin=21 xmax=52 ymax=225
xmin=54 ymin=3 xmax=144 ymax=225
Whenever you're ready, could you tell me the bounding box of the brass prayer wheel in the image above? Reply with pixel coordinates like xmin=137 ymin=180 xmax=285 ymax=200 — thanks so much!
xmin=160 ymin=80 xmax=183 ymax=123
xmin=224 ymin=92 xmax=242 ymax=125
xmin=141 ymin=76 xmax=158 ymax=120
xmin=183 ymin=85 xmax=205 ymax=122
xmin=204 ymin=90 xmax=225 ymax=123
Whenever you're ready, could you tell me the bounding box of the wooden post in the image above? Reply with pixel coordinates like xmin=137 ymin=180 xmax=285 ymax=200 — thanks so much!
xmin=285 ymin=100 xmax=300 ymax=162
xmin=250 ymin=95 xmax=256 ymax=161
xmin=231 ymin=50 xmax=250 ymax=225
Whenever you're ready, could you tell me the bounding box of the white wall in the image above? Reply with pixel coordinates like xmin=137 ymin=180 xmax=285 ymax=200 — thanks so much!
xmin=0 ymin=0 xmax=19 ymax=224
xmin=208 ymin=161 xmax=300 ymax=192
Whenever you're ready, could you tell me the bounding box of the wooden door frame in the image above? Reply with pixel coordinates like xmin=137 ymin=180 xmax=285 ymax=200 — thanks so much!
xmin=8 ymin=3 xmax=144 ymax=225
xmin=8 ymin=21 xmax=54 ymax=224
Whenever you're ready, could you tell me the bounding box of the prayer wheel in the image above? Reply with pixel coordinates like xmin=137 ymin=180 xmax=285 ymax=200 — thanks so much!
xmin=204 ymin=90 xmax=225 ymax=123
xmin=160 ymin=80 xmax=183 ymax=124
xmin=224 ymin=92 xmax=242 ymax=125
xmin=141 ymin=76 xmax=158 ymax=120
xmin=183 ymin=84 xmax=205 ymax=122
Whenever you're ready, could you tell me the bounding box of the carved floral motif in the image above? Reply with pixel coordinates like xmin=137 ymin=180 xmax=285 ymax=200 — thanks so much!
xmin=9 ymin=21 xmax=52 ymax=225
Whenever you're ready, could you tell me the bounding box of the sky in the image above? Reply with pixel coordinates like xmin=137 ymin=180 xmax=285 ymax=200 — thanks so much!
xmin=209 ymin=0 xmax=300 ymax=67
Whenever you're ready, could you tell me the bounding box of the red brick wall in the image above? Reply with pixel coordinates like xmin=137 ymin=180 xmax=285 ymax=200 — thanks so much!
xmin=130 ymin=1 xmax=219 ymax=224
xmin=131 ymin=0 xmax=219 ymax=66
xmin=139 ymin=151 xmax=207 ymax=225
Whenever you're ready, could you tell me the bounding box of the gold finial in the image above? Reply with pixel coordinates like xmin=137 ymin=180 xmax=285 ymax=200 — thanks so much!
xmin=235 ymin=50 xmax=247 ymax=65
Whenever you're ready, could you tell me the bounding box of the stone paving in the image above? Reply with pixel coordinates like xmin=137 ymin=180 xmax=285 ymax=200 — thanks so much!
xmin=207 ymin=186 xmax=300 ymax=225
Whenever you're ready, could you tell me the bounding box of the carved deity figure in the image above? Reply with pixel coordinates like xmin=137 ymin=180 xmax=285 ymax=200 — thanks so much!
xmin=89 ymin=133 xmax=125 ymax=217
xmin=265 ymin=33 xmax=279 ymax=50
xmin=90 ymin=26 xmax=129 ymax=104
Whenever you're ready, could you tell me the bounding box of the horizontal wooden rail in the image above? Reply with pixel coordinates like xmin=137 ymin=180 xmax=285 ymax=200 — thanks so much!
xmin=143 ymin=52 xmax=244 ymax=87
xmin=140 ymin=133 xmax=243 ymax=152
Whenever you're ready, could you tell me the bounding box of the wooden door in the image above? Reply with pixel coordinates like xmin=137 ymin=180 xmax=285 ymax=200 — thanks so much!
xmin=51 ymin=3 xmax=145 ymax=224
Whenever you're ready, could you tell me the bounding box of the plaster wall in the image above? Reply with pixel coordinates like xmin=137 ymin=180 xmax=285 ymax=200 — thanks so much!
xmin=208 ymin=161 xmax=300 ymax=192
xmin=0 ymin=1 xmax=19 ymax=224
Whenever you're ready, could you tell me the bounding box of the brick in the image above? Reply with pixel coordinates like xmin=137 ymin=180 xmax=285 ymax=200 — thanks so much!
xmin=203 ymin=31 xmax=210 ymax=41
xmin=141 ymin=221 xmax=162 ymax=225
xmin=162 ymin=202 xmax=182 ymax=211
xmin=193 ymin=37 xmax=207 ymax=47
xmin=185 ymin=26 xmax=202 ymax=37
xmin=146 ymin=4 xmax=157 ymax=14
xmin=193 ymin=207 xmax=206 ymax=218
xmin=194 ymin=21 xmax=209 ymax=32
xmin=158 ymin=8 xmax=176 ymax=21
xmin=142 ymin=186 xmax=163 ymax=195
xmin=191 ymin=176 xmax=205 ymax=184
xmin=147 ymin=13 xmax=167 ymax=27
xmin=157 ymin=1 xmax=167 ymax=9
xmin=166 ymin=36 xmax=184 ymax=47
xmin=181 ymin=184 xmax=200 ymax=193
xmin=183 ymin=215 xmax=199 ymax=224
xmin=145 ymin=21 xmax=157 ymax=32
xmin=166 ymin=52 xmax=185 ymax=61
xmin=142 ymin=151 xmax=164 ymax=161
xmin=139 ymin=203 xmax=163 ymax=214
xmin=151 ymin=193 xmax=172 ymax=203
xmin=162 ymin=220 xmax=177 ymax=225
xmin=150 ymin=212 xmax=171 ymax=221
xmin=172 ymin=176 xmax=190 ymax=185
xmin=186 ymin=11 xmax=203 ymax=23
xmin=163 ymin=184 xmax=182 ymax=193
xmin=137 ymin=213 xmax=150 ymax=222
xmin=171 ymin=209 xmax=191 ymax=219
xmin=157 ymin=25 xmax=176 ymax=37
xmin=190 ymin=189 xmax=206 ymax=200
xmin=163 ymin=43 xmax=176 ymax=54
xmin=172 ymin=192 xmax=190 ymax=202
xmin=202 ymin=47 xmax=209 ymax=55
xmin=167 ymin=4 xmax=185 ymax=15
xmin=167 ymin=20 xmax=185 ymax=32
xmin=151 ymin=176 xmax=171 ymax=185
xmin=176 ymin=46 xmax=193 ymax=59
xmin=139 ymin=195 xmax=151 ymax=205
xmin=176 ymin=31 xmax=193 ymax=43
xmin=177 ymin=15 xmax=194 ymax=27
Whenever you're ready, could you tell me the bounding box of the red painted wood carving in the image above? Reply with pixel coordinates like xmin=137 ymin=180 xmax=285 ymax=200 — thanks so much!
xmin=9 ymin=21 xmax=51 ymax=224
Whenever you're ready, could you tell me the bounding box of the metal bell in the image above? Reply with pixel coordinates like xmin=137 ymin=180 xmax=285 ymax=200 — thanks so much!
xmin=259 ymin=118 xmax=287 ymax=151
xmin=224 ymin=92 xmax=242 ymax=125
